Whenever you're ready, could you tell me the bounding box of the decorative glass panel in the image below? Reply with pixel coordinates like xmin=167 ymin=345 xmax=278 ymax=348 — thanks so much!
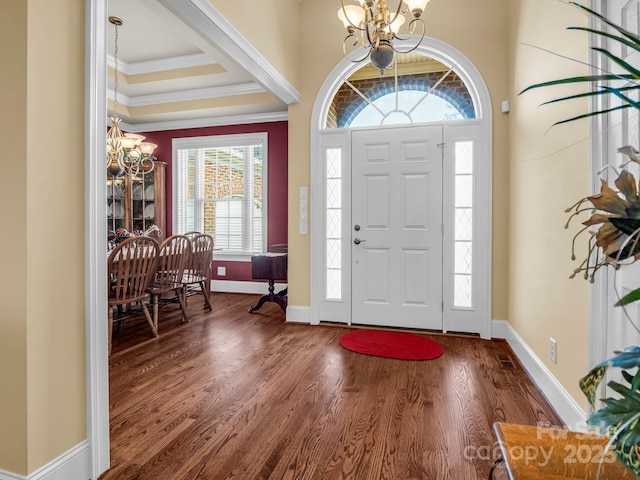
xmin=326 ymin=147 xmax=342 ymax=300
xmin=454 ymin=175 xmax=473 ymax=208
xmin=454 ymin=275 xmax=473 ymax=308
xmin=455 ymin=208 xmax=473 ymax=241
xmin=454 ymin=241 xmax=472 ymax=275
xmin=453 ymin=141 xmax=474 ymax=308
xmin=327 ymin=209 xmax=342 ymax=239
xmin=455 ymin=143 xmax=473 ymax=174
xmin=327 ymin=179 xmax=342 ymax=209
xmin=326 ymin=239 xmax=342 ymax=269
xmin=326 ymin=269 xmax=342 ymax=301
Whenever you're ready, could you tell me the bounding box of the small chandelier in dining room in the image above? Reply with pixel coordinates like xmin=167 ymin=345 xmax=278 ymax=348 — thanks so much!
xmin=337 ymin=0 xmax=431 ymax=75
xmin=106 ymin=16 xmax=157 ymax=178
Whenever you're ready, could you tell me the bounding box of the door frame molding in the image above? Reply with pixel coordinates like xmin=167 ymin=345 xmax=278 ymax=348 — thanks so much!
xmin=587 ymin=0 xmax=609 ymax=381
xmin=310 ymin=38 xmax=493 ymax=338
xmin=85 ymin=0 xmax=110 ymax=477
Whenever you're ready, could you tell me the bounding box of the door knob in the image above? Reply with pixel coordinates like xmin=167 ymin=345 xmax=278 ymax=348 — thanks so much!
xmin=354 ymin=237 xmax=366 ymax=245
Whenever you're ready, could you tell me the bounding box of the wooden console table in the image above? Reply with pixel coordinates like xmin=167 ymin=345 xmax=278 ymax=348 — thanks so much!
xmin=249 ymin=250 xmax=287 ymax=313
xmin=490 ymin=422 xmax=635 ymax=479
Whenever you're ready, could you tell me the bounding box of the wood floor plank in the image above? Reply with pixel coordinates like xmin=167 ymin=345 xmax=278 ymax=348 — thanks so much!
xmin=100 ymin=293 xmax=564 ymax=480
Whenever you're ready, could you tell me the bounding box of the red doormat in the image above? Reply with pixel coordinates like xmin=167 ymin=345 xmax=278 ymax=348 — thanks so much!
xmin=339 ymin=330 xmax=443 ymax=360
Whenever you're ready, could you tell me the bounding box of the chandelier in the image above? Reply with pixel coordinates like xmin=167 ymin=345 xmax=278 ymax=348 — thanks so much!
xmin=337 ymin=0 xmax=431 ymax=75
xmin=106 ymin=16 xmax=157 ymax=178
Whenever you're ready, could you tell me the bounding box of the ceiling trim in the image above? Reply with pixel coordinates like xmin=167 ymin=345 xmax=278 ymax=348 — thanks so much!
xmin=157 ymin=0 xmax=300 ymax=106
xmin=120 ymin=110 xmax=289 ymax=133
xmin=108 ymin=82 xmax=265 ymax=107
xmin=107 ymin=52 xmax=216 ymax=76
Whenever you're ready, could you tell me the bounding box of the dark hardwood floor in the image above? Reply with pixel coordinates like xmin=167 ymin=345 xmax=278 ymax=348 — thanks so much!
xmin=101 ymin=292 xmax=562 ymax=480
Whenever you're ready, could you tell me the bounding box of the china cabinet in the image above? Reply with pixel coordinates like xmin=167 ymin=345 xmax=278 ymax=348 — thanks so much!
xmin=107 ymin=161 xmax=166 ymax=237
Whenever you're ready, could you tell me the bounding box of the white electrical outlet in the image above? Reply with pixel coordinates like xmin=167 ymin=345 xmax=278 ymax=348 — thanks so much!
xmin=550 ymin=338 xmax=557 ymax=364
xmin=217 ymin=266 xmax=226 ymax=276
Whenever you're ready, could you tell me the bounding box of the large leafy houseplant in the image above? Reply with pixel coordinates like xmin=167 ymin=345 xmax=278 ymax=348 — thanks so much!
xmin=521 ymin=2 xmax=640 ymax=477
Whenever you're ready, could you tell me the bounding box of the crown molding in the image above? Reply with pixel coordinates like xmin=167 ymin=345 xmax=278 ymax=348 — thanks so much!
xmin=157 ymin=0 xmax=300 ymax=106
xmin=119 ymin=110 xmax=288 ymax=132
xmin=107 ymin=52 xmax=215 ymax=76
xmin=107 ymin=82 xmax=264 ymax=107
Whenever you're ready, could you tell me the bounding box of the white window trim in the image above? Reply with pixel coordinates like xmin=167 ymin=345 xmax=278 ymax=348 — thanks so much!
xmin=172 ymin=132 xmax=268 ymax=258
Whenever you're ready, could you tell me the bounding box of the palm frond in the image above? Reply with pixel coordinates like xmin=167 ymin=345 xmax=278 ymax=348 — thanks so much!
xmin=519 ymin=74 xmax=636 ymax=96
xmin=569 ymin=2 xmax=640 ymax=46
xmin=593 ymin=47 xmax=640 ymax=79
xmin=568 ymin=26 xmax=640 ymax=56
xmin=550 ymin=104 xmax=632 ymax=127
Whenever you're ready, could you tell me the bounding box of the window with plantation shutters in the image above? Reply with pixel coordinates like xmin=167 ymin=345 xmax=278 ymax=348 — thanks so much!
xmin=173 ymin=133 xmax=267 ymax=256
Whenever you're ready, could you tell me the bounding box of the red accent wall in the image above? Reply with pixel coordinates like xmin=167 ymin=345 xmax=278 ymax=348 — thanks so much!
xmin=141 ymin=121 xmax=288 ymax=282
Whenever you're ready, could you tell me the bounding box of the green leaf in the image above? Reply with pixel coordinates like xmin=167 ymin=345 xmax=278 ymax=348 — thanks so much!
xmin=580 ymin=365 xmax=608 ymax=407
xmin=519 ymin=74 xmax=636 ymax=95
xmin=539 ymin=87 xmax=635 ymax=106
xmin=601 ymin=86 xmax=640 ymax=109
xmin=615 ymin=288 xmax=640 ymax=307
xmin=569 ymin=2 xmax=640 ymax=46
xmin=592 ymin=47 xmax=640 ymax=79
xmin=568 ymin=26 xmax=640 ymax=55
xmin=550 ymin=104 xmax=632 ymax=127
xmin=609 ymin=218 xmax=640 ymax=236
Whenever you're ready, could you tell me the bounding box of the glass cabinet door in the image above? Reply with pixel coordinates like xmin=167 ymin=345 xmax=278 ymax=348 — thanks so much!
xmin=131 ymin=172 xmax=156 ymax=232
xmin=107 ymin=177 xmax=127 ymax=232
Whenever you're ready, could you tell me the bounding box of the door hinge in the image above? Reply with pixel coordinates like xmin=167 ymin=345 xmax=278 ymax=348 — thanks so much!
xmin=441 ymin=223 xmax=444 ymax=234
xmin=441 ymin=299 xmax=444 ymax=311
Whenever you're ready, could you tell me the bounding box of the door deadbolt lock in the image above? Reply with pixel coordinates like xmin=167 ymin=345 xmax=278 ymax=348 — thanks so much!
xmin=354 ymin=224 xmax=361 ymax=231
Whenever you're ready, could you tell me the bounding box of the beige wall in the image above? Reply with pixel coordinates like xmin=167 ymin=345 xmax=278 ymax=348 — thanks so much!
xmin=209 ymin=0 xmax=301 ymax=90
xmin=0 ymin=1 xmax=29 ymax=473
xmin=0 ymin=0 xmax=86 ymax=475
xmin=287 ymin=0 xmax=512 ymax=317
xmin=508 ymin=0 xmax=590 ymax=405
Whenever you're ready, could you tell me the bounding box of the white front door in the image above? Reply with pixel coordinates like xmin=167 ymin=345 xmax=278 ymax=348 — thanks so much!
xmin=351 ymin=125 xmax=444 ymax=329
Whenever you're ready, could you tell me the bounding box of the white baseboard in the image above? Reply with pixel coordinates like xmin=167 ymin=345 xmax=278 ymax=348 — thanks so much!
xmin=211 ymin=280 xmax=287 ymax=295
xmin=0 ymin=441 xmax=90 ymax=480
xmin=492 ymin=319 xmax=587 ymax=430
xmin=286 ymin=305 xmax=312 ymax=324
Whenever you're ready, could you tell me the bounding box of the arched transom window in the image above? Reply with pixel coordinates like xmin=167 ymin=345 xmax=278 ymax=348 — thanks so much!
xmin=327 ymin=53 xmax=476 ymax=128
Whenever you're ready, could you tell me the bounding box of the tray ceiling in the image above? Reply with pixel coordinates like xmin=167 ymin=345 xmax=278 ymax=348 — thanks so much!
xmin=107 ymin=0 xmax=290 ymax=132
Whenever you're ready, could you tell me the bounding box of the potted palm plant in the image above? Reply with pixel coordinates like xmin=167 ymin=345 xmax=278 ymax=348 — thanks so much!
xmin=522 ymin=2 xmax=640 ymax=477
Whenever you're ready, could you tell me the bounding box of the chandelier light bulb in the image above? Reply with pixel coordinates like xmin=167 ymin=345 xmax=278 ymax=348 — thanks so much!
xmin=406 ymin=0 xmax=430 ymax=17
xmin=387 ymin=13 xmax=405 ymax=34
xmin=338 ymin=5 xmax=366 ymax=32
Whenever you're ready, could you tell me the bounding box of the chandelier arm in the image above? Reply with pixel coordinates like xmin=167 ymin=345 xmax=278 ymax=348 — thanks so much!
xmin=139 ymin=157 xmax=156 ymax=174
xmin=342 ymin=35 xmax=374 ymax=64
xmin=390 ymin=18 xmax=426 ymax=54
xmin=387 ymin=0 xmax=406 ymax=31
xmin=340 ymin=0 xmax=367 ymax=32
xmin=364 ymin=18 xmax=378 ymax=48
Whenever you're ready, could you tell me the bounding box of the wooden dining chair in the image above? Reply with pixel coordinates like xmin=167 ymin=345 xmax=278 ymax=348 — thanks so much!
xmin=182 ymin=233 xmax=214 ymax=311
xmin=148 ymin=235 xmax=191 ymax=326
xmin=107 ymin=236 xmax=159 ymax=355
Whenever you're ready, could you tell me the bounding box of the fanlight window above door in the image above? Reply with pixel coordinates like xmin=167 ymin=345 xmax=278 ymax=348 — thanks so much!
xmin=327 ymin=53 xmax=476 ymax=128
